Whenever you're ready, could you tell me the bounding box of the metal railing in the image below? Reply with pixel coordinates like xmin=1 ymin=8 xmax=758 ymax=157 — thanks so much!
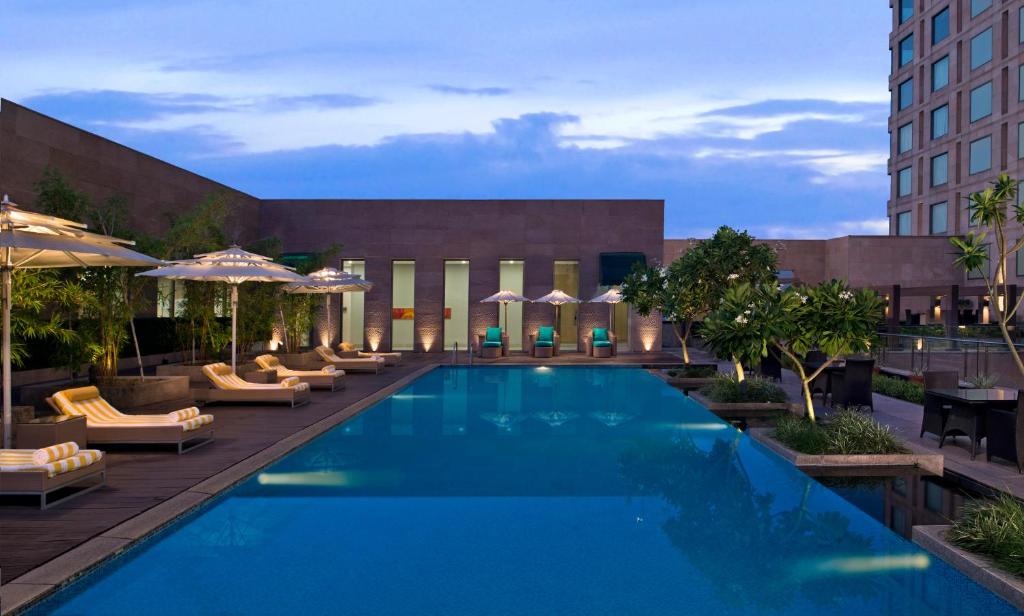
xmin=874 ymin=332 xmax=1024 ymax=379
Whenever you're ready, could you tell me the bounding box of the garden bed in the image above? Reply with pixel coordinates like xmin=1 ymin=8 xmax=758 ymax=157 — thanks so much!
xmin=913 ymin=525 xmax=1024 ymax=611
xmin=94 ymin=376 xmax=190 ymax=411
xmin=657 ymin=364 xmax=719 ymax=392
xmin=689 ymin=391 xmax=795 ymax=427
xmin=749 ymin=428 xmax=943 ymax=476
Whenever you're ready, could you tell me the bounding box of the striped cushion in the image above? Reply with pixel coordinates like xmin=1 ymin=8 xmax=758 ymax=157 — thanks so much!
xmin=32 ymin=441 xmax=80 ymax=465
xmin=0 ymin=449 xmax=103 ymax=477
xmin=316 ymin=346 xmax=343 ymax=363
xmin=167 ymin=407 xmax=200 ymax=422
xmin=254 ymin=355 xmax=281 ymax=370
xmin=321 ymin=365 xmax=337 ymax=374
xmin=53 ymin=389 xmax=213 ymax=432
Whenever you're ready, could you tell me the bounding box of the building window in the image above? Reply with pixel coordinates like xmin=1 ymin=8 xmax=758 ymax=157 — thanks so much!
xmin=553 ymin=261 xmax=580 ymax=344
xmin=924 ymin=482 xmax=943 ymax=512
xmin=443 ymin=260 xmax=470 ymax=351
xmin=1020 ymin=65 xmax=1024 ymax=101
xmin=898 ymin=78 xmax=914 ymax=110
xmin=1019 ymin=122 xmax=1024 ymax=159
xmin=1017 ymin=247 xmax=1024 ymax=277
xmin=391 ymin=260 xmax=415 ymax=351
xmin=970 ymin=81 xmax=993 ymax=122
xmin=933 ymin=7 xmax=950 ymax=44
xmin=1021 ymin=7 xmax=1024 ymax=44
xmin=898 ymin=34 xmax=914 ymax=67
xmin=931 ymin=153 xmax=949 ymax=186
xmin=498 ymin=259 xmax=525 ymax=350
xmin=931 ymin=104 xmax=949 ymax=139
xmin=896 ymin=211 xmax=912 ymax=236
xmin=156 ymin=279 xmax=185 ymax=318
xmin=931 ymin=56 xmax=949 ymax=91
xmin=930 ymin=202 xmax=948 ymax=235
xmin=971 ymin=0 xmax=992 ymax=18
xmin=967 ymin=245 xmax=990 ymax=279
xmin=969 ymin=135 xmax=993 ymax=175
xmin=899 ymin=0 xmax=913 ymax=23
xmin=968 ymin=203 xmax=979 ymax=227
xmin=971 ymin=28 xmax=993 ymax=70
xmin=898 ymin=166 xmax=913 ymax=197
xmin=341 ymin=260 xmax=366 ymax=350
xmin=898 ymin=122 xmax=914 ymax=154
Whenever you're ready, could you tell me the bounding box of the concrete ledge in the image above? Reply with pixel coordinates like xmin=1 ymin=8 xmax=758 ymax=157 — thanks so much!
xmin=0 ymin=364 xmax=439 ymax=616
xmin=913 ymin=525 xmax=1024 ymax=611
xmin=689 ymin=391 xmax=796 ymax=427
xmin=749 ymin=428 xmax=944 ymax=476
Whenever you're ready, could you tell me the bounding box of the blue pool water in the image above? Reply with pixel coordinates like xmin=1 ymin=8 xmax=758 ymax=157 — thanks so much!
xmin=28 ymin=367 xmax=1019 ymax=614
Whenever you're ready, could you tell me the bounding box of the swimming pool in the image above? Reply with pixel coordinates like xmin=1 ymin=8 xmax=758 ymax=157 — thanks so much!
xmin=27 ymin=366 xmax=1019 ymax=614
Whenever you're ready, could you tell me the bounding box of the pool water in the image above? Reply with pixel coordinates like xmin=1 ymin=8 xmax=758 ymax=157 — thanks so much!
xmin=29 ymin=367 xmax=1019 ymax=615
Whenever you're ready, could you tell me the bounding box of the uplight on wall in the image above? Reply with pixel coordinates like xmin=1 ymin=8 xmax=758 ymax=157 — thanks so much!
xmin=932 ymin=296 xmax=942 ymax=321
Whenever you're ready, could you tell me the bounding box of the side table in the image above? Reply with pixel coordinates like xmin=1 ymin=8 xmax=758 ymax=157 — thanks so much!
xmin=16 ymin=415 xmax=88 ymax=449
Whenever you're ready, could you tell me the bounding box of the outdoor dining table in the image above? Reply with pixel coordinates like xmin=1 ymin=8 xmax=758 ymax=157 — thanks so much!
xmin=803 ymin=361 xmax=845 ymax=402
xmin=925 ymin=388 xmax=1019 ymax=460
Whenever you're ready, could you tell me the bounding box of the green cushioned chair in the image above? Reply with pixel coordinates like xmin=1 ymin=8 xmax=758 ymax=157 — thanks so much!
xmin=585 ymin=327 xmax=617 ymax=357
xmin=483 ymin=327 xmax=503 ymax=348
xmin=477 ymin=327 xmax=508 ymax=357
xmin=529 ymin=326 xmax=560 ymax=357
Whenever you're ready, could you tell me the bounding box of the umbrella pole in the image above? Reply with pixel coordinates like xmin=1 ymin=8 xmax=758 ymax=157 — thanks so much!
xmin=130 ymin=317 xmax=144 ymax=381
xmin=555 ymin=304 xmax=560 ymax=334
xmin=326 ymin=295 xmax=332 ymax=346
xmin=2 ymin=267 xmax=10 ymax=449
xmin=230 ymin=284 xmax=238 ymax=373
xmin=503 ymin=301 xmax=509 ymax=335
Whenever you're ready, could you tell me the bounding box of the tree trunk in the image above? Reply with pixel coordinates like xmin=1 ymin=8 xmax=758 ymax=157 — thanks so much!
xmin=672 ymin=321 xmax=691 ymax=364
xmin=733 ymin=358 xmax=745 ymax=382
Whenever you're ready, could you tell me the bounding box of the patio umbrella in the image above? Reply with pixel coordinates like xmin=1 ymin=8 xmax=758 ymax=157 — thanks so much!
xmin=589 ymin=287 xmax=623 ymax=331
xmin=0 ymin=195 xmax=162 ymax=448
xmin=532 ymin=289 xmax=580 ymax=334
xmin=481 ymin=290 xmax=528 ymax=334
xmin=138 ymin=246 xmax=304 ymax=373
xmin=282 ymin=267 xmax=373 ymax=346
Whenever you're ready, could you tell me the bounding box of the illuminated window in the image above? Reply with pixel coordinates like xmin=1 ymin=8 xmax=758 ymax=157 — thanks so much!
xmin=342 ymin=260 xmax=365 ymax=349
xmin=499 ymin=260 xmax=525 ymax=350
xmin=553 ymin=261 xmax=580 ymax=345
xmin=443 ymin=260 xmax=470 ymax=351
xmin=391 ymin=260 xmax=415 ymax=351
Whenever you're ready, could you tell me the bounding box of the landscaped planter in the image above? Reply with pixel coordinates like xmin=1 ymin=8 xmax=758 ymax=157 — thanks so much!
xmin=913 ymin=525 xmax=1024 ymax=611
xmin=156 ymin=363 xmax=216 ymax=386
xmin=94 ymin=376 xmax=190 ymax=411
xmin=748 ymin=428 xmax=944 ymax=476
xmin=689 ymin=391 xmax=795 ymax=427
xmin=269 ymin=350 xmax=321 ymax=370
xmin=656 ymin=364 xmax=720 ymax=392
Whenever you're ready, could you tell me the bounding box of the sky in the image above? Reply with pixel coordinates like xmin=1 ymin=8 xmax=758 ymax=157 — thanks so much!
xmin=1 ymin=1 xmax=893 ymax=239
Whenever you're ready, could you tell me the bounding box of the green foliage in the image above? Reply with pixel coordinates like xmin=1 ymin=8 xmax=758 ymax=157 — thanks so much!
xmin=8 ymin=270 xmax=92 ymax=368
xmin=967 ymin=373 xmax=1000 ymax=388
xmin=666 ymin=365 xmax=717 ymax=378
xmin=278 ymin=243 xmax=342 ymax=353
xmin=871 ymin=374 xmax=925 ymax=404
xmin=698 ymin=374 xmax=788 ymax=404
xmin=774 ymin=409 xmax=909 ymax=455
xmin=948 ymin=494 xmax=1024 ymax=577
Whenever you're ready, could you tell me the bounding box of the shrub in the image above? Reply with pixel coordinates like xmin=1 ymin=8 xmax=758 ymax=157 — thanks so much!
xmin=948 ymin=494 xmax=1024 ymax=577
xmin=967 ymin=373 xmax=1000 ymax=389
xmin=871 ymin=373 xmax=924 ymax=405
xmin=666 ymin=365 xmax=717 ymax=379
xmin=699 ymin=374 xmax=788 ymax=404
xmin=774 ymin=409 xmax=909 ymax=455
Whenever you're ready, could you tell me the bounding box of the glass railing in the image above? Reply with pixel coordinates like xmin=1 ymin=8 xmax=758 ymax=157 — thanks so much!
xmin=873 ymin=332 xmax=1024 ymax=381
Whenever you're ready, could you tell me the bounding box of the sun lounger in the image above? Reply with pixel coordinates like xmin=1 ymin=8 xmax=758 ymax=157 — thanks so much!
xmin=338 ymin=342 xmax=401 ymax=366
xmin=254 ymin=354 xmax=346 ymax=391
xmin=202 ymin=362 xmax=311 ymax=406
xmin=49 ymin=386 xmax=214 ymax=454
xmin=0 ymin=442 xmax=106 ymax=509
xmin=315 ymin=346 xmax=385 ymax=373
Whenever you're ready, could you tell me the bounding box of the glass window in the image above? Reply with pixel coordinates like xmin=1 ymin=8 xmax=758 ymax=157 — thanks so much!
xmin=1021 ymin=7 xmax=1024 ymax=44
xmin=931 ymin=153 xmax=948 ymax=186
xmin=970 ymin=81 xmax=993 ymax=122
xmin=498 ymin=259 xmax=525 ymax=350
xmin=899 ymin=34 xmax=914 ymax=67
xmin=970 ymin=135 xmax=993 ymax=175
xmin=898 ymin=78 xmax=914 ymax=110
xmin=931 ymin=104 xmax=949 ymax=139
xmin=930 ymin=202 xmax=948 ymax=235
xmin=971 ymin=28 xmax=993 ymax=70
xmin=1017 ymin=247 xmax=1024 ymax=277
xmin=968 ymin=203 xmax=979 ymax=227
xmin=342 ymin=259 xmax=366 ymax=350
xmin=971 ymin=0 xmax=992 ymax=18
xmin=156 ymin=279 xmax=186 ymax=318
xmin=552 ymin=261 xmax=580 ymax=344
xmin=898 ymin=122 xmax=914 ymax=153
xmin=900 ymin=0 xmax=913 ymax=23
xmin=924 ymin=482 xmax=943 ymax=512
xmin=443 ymin=260 xmax=470 ymax=351
xmin=898 ymin=166 xmax=913 ymax=197
xmin=932 ymin=56 xmax=949 ymax=91
xmin=1020 ymin=65 xmax=1024 ymax=101
xmin=1019 ymin=122 xmax=1024 ymax=159
xmin=897 ymin=211 xmax=913 ymax=236
xmin=391 ymin=260 xmax=415 ymax=351
xmin=933 ymin=7 xmax=950 ymax=44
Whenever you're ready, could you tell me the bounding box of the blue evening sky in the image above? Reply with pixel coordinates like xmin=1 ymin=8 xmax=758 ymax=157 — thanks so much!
xmin=1 ymin=1 xmax=892 ymax=239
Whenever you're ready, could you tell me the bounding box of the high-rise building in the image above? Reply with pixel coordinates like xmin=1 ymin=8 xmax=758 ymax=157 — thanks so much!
xmin=888 ymin=0 xmax=1024 ymax=243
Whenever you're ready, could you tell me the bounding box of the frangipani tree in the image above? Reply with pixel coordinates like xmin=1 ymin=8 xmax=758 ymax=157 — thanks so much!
xmin=702 ymin=280 xmax=881 ymax=421
xmin=950 ymin=174 xmax=1024 ymax=377
xmin=621 ymin=226 xmax=777 ymax=364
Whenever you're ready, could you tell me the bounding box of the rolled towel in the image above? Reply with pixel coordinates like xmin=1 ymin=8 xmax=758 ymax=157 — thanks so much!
xmin=168 ymin=407 xmax=201 ymax=422
xmin=280 ymin=376 xmax=301 ymax=388
xmin=321 ymin=365 xmax=336 ymax=374
xmin=32 ymin=441 xmax=80 ymax=466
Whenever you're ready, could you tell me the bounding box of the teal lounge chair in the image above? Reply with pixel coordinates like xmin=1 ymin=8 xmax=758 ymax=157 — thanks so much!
xmin=476 ymin=327 xmax=508 ymax=358
xmin=528 ymin=326 xmax=560 ymax=357
xmin=584 ymin=327 xmax=617 ymax=357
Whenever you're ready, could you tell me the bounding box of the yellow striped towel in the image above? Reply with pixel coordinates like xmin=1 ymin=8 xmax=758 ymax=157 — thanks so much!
xmin=321 ymin=366 xmax=336 ymax=374
xmin=280 ymin=376 xmax=301 ymax=388
xmin=1 ymin=449 xmax=103 ymax=477
xmin=31 ymin=441 xmax=80 ymax=465
xmin=168 ymin=407 xmax=200 ymax=422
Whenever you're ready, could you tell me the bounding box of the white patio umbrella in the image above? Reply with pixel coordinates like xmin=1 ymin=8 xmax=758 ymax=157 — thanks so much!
xmin=481 ymin=290 xmax=528 ymax=334
xmin=589 ymin=287 xmax=623 ymax=331
xmin=0 ymin=195 xmax=162 ymax=448
xmin=138 ymin=246 xmax=304 ymax=373
xmin=532 ymin=289 xmax=580 ymax=334
xmin=282 ymin=267 xmax=373 ymax=346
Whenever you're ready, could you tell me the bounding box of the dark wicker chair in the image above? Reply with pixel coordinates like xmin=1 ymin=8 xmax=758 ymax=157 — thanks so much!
xmin=757 ymin=352 xmax=782 ymax=381
xmin=830 ymin=358 xmax=875 ymax=411
xmin=805 ymin=351 xmax=830 ymax=400
xmin=920 ymin=370 xmax=958 ymax=440
xmin=986 ymin=391 xmax=1024 ymax=473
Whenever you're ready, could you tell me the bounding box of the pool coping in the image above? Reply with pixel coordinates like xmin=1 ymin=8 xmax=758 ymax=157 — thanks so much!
xmin=748 ymin=428 xmax=945 ymax=476
xmin=0 ymin=364 xmax=439 ymax=616
xmin=913 ymin=525 xmax=1024 ymax=611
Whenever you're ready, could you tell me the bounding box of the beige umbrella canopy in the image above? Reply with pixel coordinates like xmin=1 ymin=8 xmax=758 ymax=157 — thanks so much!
xmin=0 ymin=195 xmax=162 ymax=448
xmin=282 ymin=267 xmax=373 ymax=346
xmin=138 ymin=246 xmax=305 ymax=373
xmin=532 ymin=289 xmax=580 ymax=334
xmin=589 ymin=287 xmax=623 ymax=331
xmin=481 ymin=290 xmax=528 ymax=334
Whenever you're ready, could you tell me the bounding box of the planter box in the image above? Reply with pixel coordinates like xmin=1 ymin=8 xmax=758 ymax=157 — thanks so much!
xmin=94 ymin=376 xmax=190 ymax=411
xmin=913 ymin=525 xmax=1024 ymax=611
xmin=270 ymin=350 xmax=321 ymax=370
xmin=749 ymin=429 xmax=944 ymax=476
xmin=156 ymin=363 xmax=214 ymax=387
xmin=689 ymin=391 xmax=795 ymax=427
xmin=653 ymin=365 xmax=719 ymax=392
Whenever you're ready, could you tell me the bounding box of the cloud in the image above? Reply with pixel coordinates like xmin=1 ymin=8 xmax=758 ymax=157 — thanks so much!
xmin=750 ymin=218 xmax=889 ymax=239
xmin=20 ymin=90 xmax=230 ymax=124
xmin=269 ymin=94 xmax=379 ymax=109
xmin=427 ymin=84 xmax=514 ymax=96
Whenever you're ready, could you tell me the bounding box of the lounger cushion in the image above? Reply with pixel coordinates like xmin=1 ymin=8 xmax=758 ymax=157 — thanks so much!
xmin=534 ymin=340 xmax=554 ymax=348
xmin=538 ymin=326 xmax=554 ymax=343
xmin=32 ymin=442 xmax=80 ymax=465
xmin=316 ymin=346 xmax=343 ymax=362
xmin=339 ymin=342 xmax=356 ymax=352
xmin=483 ymin=341 xmax=503 ymax=348
xmin=204 ymin=363 xmax=309 ymax=392
xmin=593 ymin=328 xmax=609 ymax=342
xmin=0 ymin=448 xmax=103 ymax=478
xmin=485 ymin=327 xmax=503 ymax=343
xmin=53 ymin=388 xmax=214 ymax=432
xmin=593 ymin=340 xmax=612 ymax=348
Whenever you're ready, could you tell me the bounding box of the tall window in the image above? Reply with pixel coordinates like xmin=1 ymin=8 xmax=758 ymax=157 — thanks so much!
xmin=899 ymin=0 xmax=913 ymax=23
xmin=930 ymin=202 xmax=948 ymax=235
xmin=898 ymin=34 xmax=914 ymax=67
xmin=931 ymin=104 xmax=949 ymax=139
xmin=498 ymin=260 xmax=524 ymax=350
xmin=898 ymin=166 xmax=913 ymax=197
xmin=970 ymin=81 xmax=993 ymax=122
xmin=931 ymin=153 xmax=948 ymax=186
xmin=156 ymin=279 xmax=185 ymax=318
xmin=896 ymin=211 xmax=912 ymax=236
xmin=971 ymin=0 xmax=992 ymax=18
xmin=1021 ymin=7 xmax=1024 ymax=44
xmin=1019 ymin=122 xmax=1024 ymax=159
xmin=1020 ymin=65 xmax=1024 ymax=101
xmin=391 ymin=260 xmax=415 ymax=351
xmin=931 ymin=56 xmax=949 ymax=91
xmin=1017 ymin=247 xmax=1024 ymax=277
xmin=969 ymin=136 xmax=993 ymax=175
xmin=971 ymin=28 xmax=992 ymax=70
xmin=898 ymin=78 xmax=914 ymax=110
xmin=443 ymin=260 xmax=469 ymax=351
xmin=341 ymin=259 xmax=365 ymax=350
xmin=553 ymin=261 xmax=580 ymax=344
xmin=932 ymin=7 xmax=950 ymax=44
xmin=898 ymin=122 xmax=914 ymax=154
